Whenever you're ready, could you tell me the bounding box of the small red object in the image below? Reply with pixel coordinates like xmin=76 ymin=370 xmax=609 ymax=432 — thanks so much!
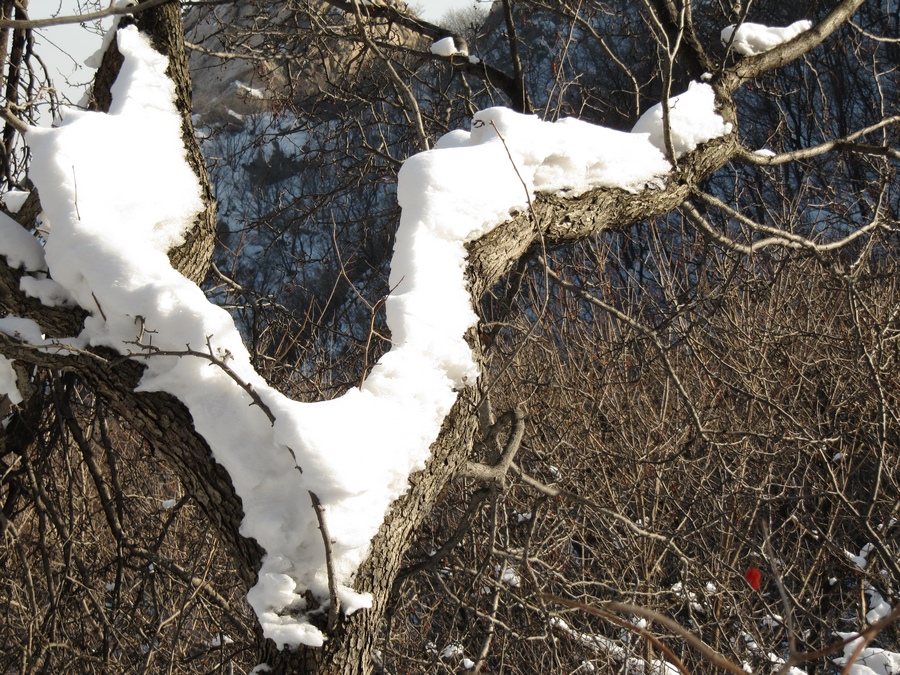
xmin=744 ymin=567 xmax=762 ymax=590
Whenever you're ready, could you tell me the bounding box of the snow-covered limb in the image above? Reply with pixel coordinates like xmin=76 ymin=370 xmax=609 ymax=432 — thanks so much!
xmin=430 ymin=36 xmax=469 ymax=57
xmin=721 ymin=20 xmax=812 ymax=56
xmin=14 ymin=22 xmax=733 ymax=648
xmin=0 ymin=2 xmax=891 ymax=672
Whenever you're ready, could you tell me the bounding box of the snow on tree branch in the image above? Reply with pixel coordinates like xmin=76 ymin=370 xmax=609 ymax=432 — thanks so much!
xmin=8 ymin=25 xmax=732 ymax=648
xmin=721 ymin=20 xmax=813 ymax=57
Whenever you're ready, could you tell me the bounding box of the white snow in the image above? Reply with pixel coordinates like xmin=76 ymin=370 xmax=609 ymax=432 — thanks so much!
xmin=208 ymin=634 xmax=233 ymax=647
xmin=761 ymin=614 xmax=782 ymax=629
xmin=442 ymin=643 xmax=464 ymax=659
xmin=430 ymin=36 xmax=467 ymax=57
xmin=834 ymin=633 xmax=900 ymax=675
xmin=864 ymin=584 xmax=892 ymax=624
xmin=161 ymin=498 xmax=178 ymax=509
xmin=0 ymin=317 xmax=45 ymax=344
xmin=19 ymin=275 xmax=74 ymax=306
xmin=632 ymin=82 xmax=732 ymax=158
xmin=236 ymin=81 xmax=265 ymax=99
xmin=497 ymin=564 xmax=521 ymax=587
xmin=721 ymin=20 xmax=813 ymax=57
xmin=12 ymin=23 xmax=732 ymax=649
xmin=0 ymin=211 xmax=45 ymax=272
xmin=0 ymin=356 xmax=20 ymax=404
xmin=1 ymin=189 xmax=30 ymax=213
xmin=551 ymin=617 xmax=680 ymax=675
xmin=846 ymin=543 xmax=873 ymax=570
xmin=0 ymin=317 xmax=44 ymax=405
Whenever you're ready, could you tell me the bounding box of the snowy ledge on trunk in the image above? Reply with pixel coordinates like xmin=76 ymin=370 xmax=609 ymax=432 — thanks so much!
xmin=8 ymin=26 xmax=731 ymax=648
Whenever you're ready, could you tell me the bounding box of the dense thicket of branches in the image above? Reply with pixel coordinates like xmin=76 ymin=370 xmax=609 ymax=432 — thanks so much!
xmin=0 ymin=0 xmax=897 ymax=673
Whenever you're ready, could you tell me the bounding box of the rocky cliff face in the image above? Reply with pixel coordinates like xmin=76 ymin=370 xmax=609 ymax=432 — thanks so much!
xmin=184 ymin=2 xmax=427 ymax=125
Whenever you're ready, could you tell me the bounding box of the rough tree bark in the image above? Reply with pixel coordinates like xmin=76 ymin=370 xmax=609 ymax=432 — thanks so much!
xmin=0 ymin=0 xmax=871 ymax=672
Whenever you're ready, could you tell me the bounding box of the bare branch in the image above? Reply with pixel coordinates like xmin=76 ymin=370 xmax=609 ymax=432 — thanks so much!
xmin=737 ymin=115 xmax=900 ymax=165
xmin=309 ymin=491 xmax=340 ymax=632
xmin=0 ymin=0 xmax=172 ymax=29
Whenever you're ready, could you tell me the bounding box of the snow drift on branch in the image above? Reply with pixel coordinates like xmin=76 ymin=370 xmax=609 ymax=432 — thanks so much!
xmin=721 ymin=20 xmax=812 ymax=57
xmin=631 ymin=82 xmax=733 ymax=159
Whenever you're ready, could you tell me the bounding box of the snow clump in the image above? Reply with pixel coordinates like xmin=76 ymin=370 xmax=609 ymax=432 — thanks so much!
xmin=721 ymin=20 xmax=813 ymax=56
xmin=430 ymin=36 xmax=468 ymax=57
xmin=631 ymin=82 xmax=732 ymax=158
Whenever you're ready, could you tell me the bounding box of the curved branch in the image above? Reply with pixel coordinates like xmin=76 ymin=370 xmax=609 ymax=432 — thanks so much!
xmin=722 ymin=0 xmax=866 ymax=89
xmin=736 ymin=115 xmax=900 ymax=165
xmin=688 ymin=191 xmax=885 ymax=254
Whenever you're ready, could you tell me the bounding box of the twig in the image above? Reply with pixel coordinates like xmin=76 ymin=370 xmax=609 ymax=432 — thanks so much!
xmin=350 ymin=1 xmax=429 ymax=151
xmin=90 ymin=293 xmax=106 ymax=321
xmin=131 ymin=336 xmax=276 ymax=424
xmin=686 ymin=194 xmax=884 ymax=255
xmin=499 ymin=0 xmax=530 ymax=113
xmin=782 ymin=605 xmax=900 ymax=673
xmin=394 ymin=488 xmax=491 ymax=590
xmin=460 ymin=408 xmax=525 ymax=487
xmin=540 ymin=258 xmax=707 ymax=439
xmin=127 ymin=336 xmax=304 ymax=472
xmin=309 ymin=490 xmax=340 ymax=632
xmin=547 ymin=597 xmax=690 ymax=675
xmin=478 ymin=120 xmax=552 ymax=402
xmin=72 ymin=166 xmax=81 ymax=221
xmin=762 ymin=521 xmax=797 ymax=655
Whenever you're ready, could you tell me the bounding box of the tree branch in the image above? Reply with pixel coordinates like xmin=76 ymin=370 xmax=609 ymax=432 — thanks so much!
xmin=0 ymin=0 xmax=172 ymax=29
xmin=722 ymin=0 xmax=867 ymax=88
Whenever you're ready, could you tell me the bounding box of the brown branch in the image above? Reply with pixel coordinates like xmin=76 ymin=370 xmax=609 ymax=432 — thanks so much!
xmin=0 ymin=0 xmax=172 ymax=29
xmin=0 ymin=105 xmax=27 ymax=134
xmin=722 ymin=0 xmax=867 ymax=88
xmin=309 ymin=491 xmax=340 ymax=632
xmin=350 ymin=3 xmax=429 ymax=151
xmin=500 ymin=0 xmax=531 ymax=113
xmin=687 ymin=192 xmax=884 ymax=255
xmin=460 ymin=408 xmax=525 ymax=486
